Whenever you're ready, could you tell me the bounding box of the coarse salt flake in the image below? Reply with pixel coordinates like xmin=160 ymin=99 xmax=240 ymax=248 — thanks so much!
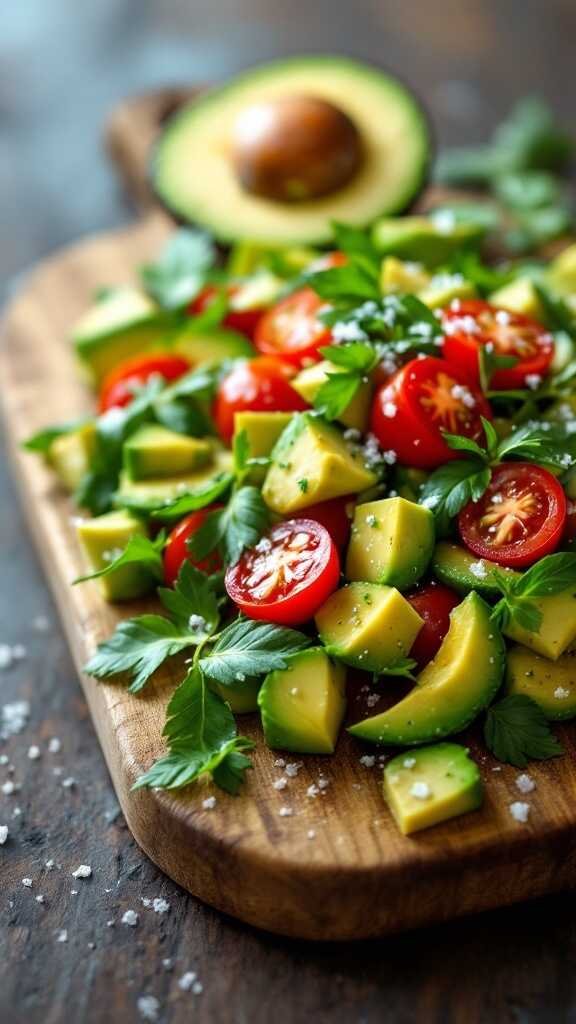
xmin=0 ymin=825 xmax=8 ymax=845
xmin=72 ymin=864 xmax=92 ymax=879
xmin=121 ymin=909 xmax=139 ymax=927
xmin=509 ymin=801 xmax=530 ymax=823
xmin=516 ymin=774 xmax=536 ymax=795
xmin=202 ymin=796 xmax=216 ymax=810
xmin=410 ymin=781 xmax=431 ymax=800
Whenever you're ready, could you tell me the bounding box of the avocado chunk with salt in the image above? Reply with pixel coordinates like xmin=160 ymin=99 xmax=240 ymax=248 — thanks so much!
xmin=432 ymin=542 xmax=520 ymax=600
xmin=346 ymin=496 xmax=434 ymax=590
xmin=372 ymin=216 xmax=483 ymax=267
xmin=233 ymin=410 xmax=293 ymax=483
xmin=209 ymin=677 xmax=262 ymax=714
xmin=315 ymin=582 xmax=423 ymax=672
xmin=383 ymin=743 xmax=483 ymax=835
xmin=114 ymin=448 xmax=233 ymax=513
xmin=262 ymin=413 xmax=377 ymax=516
xmin=504 ymin=590 xmax=576 ymax=660
xmin=73 ymin=287 xmax=175 ymax=384
xmin=258 ymin=648 xmax=346 ymax=754
xmin=380 ymin=256 xmax=430 ymax=295
xmin=348 ymin=592 xmax=505 ymax=745
xmin=489 ymin=278 xmax=545 ymax=320
xmin=418 ymin=273 xmax=476 ymax=309
xmin=506 ymin=644 xmax=576 ymax=720
xmin=174 ymin=324 xmax=255 ymax=365
xmin=291 ymin=360 xmax=373 ymax=431
xmin=48 ymin=422 xmax=96 ymax=492
xmin=76 ymin=510 xmax=154 ymax=602
xmin=123 ymin=425 xmax=213 ymax=481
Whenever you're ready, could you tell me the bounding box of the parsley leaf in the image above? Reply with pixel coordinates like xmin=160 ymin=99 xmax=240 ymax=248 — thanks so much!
xmin=24 ymin=419 xmax=91 ymax=455
xmin=420 ymin=460 xmax=492 ymax=534
xmin=375 ymin=657 xmax=417 ymax=681
xmin=73 ymin=532 xmax=166 ymax=586
xmin=491 ymin=553 xmax=576 ymax=631
xmin=157 ymin=561 xmax=220 ymax=634
xmin=151 ymin=473 xmax=234 ymax=523
xmin=187 ymin=486 xmax=270 ymax=566
xmin=319 ymin=342 xmax=377 ymax=372
xmin=140 ymin=229 xmax=216 ymax=310
xmin=199 ymin=619 xmax=312 ymax=686
xmin=313 ymin=371 xmax=364 ymax=420
xmin=484 ymin=694 xmax=564 ymax=768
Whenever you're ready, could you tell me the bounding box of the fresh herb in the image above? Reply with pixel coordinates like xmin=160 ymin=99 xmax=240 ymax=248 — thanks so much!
xmin=198 ymin=619 xmax=312 ymax=686
xmin=73 ymin=532 xmax=165 ymax=586
xmin=491 ymin=552 xmax=576 ymax=632
xmin=375 ymin=657 xmax=417 ymax=681
xmin=478 ymin=345 xmax=519 ymax=392
xmin=186 ymin=486 xmax=270 ymax=566
xmin=484 ymin=694 xmax=564 ymax=768
xmin=140 ymin=229 xmax=216 ymax=310
xmin=151 ymin=473 xmax=234 ymax=524
xmin=304 ymin=222 xmax=380 ymax=303
xmin=420 ymin=460 xmax=491 ymax=535
xmin=23 ymin=419 xmax=91 ymax=455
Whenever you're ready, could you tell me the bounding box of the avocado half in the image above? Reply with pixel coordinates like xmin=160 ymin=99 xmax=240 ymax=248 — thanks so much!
xmin=153 ymin=56 xmax=431 ymax=246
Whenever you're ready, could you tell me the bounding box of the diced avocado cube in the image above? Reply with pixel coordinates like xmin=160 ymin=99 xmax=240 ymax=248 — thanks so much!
xmin=73 ymin=287 xmax=175 ymax=384
xmin=348 ymin=593 xmax=505 ymax=745
xmin=489 ymin=278 xmax=545 ymax=320
xmin=383 ymin=743 xmax=483 ymax=835
xmin=418 ymin=273 xmax=476 ymax=309
xmin=346 ymin=497 xmax=434 ymax=590
xmin=114 ymin=448 xmax=233 ymax=512
xmin=291 ymin=360 xmax=373 ymax=431
xmin=504 ymin=591 xmax=576 ymax=660
xmin=262 ymin=414 xmax=377 ymax=516
xmin=233 ymin=410 xmax=293 ymax=483
xmin=76 ymin=510 xmax=153 ymax=602
xmin=315 ymin=582 xmax=423 ymax=672
xmin=432 ymin=542 xmax=520 ymax=600
xmin=380 ymin=257 xmax=430 ymax=295
xmin=123 ymin=425 xmax=213 ymax=481
xmin=48 ymin=423 xmax=96 ymax=492
xmin=506 ymin=644 xmax=576 ymax=721
xmin=258 ymin=648 xmax=346 ymax=754
xmin=372 ymin=216 xmax=483 ymax=268
xmin=547 ymin=243 xmax=576 ymax=297
xmin=228 ymin=241 xmax=319 ymax=277
xmin=173 ymin=325 xmax=255 ymax=365
xmin=230 ymin=270 xmax=283 ymax=311
xmin=209 ymin=677 xmax=262 ymax=714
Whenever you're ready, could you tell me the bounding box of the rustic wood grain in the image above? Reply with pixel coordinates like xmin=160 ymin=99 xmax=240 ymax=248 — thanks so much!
xmin=2 ymin=88 xmax=576 ymax=941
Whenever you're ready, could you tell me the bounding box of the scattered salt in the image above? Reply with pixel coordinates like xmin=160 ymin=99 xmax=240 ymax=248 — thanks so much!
xmin=273 ymin=778 xmax=288 ymax=791
xmin=136 ymin=996 xmax=160 ymax=1022
xmin=359 ymin=755 xmax=375 ymax=768
xmin=410 ymin=782 xmax=431 ymax=800
xmin=515 ymin=774 xmax=536 ymax=795
xmin=202 ymin=796 xmax=216 ymax=810
xmin=22 ymin=877 xmax=33 ymax=888
xmin=278 ymin=806 xmax=293 ymax=817
xmin=509 ymin=801 xmax=530 ymax=823
xmin=152 ymin=898 xmax=170 ymax=915
xmin=178 ymin=972 xmax=197 ymax=991
xmin=121 ymin=909 xmax=139 ymax=927
xmin=56 ymin=929 xmax=68 ymax=943
xmin=0 ymin=825 xmax=8 ymax=845
xmin=72 ymin=864 xmax=92 ymax=879
xmin=48 ymin=738 xmax=61 ymax=753
xmin=27 ymin=746 xmax=41 ymax=761
xmin=554 ymin=687 xmax=570 ymax=700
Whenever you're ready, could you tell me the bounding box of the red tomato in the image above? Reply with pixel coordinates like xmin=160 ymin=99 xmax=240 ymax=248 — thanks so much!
xmin=189 ymin=284 xmax=264 ymax=339
xmin=441 ymin=299 xmax=554 ymax=390
xmin=458 ymin=462 xmax=567 ymax=568
xmin=99 ymin=353 xmax=190 ymax=413
xmin=214 ymin=356 xmax=307 ymax=442
xmin=289 ymin=495 xmax=354 ymax=549
xmin=163 ymin=507 xmax=222 ymax=586
xmin=225 ymin=519 xmax=340 ymax=626
xmin=370 ymin=356 xmax=492 ymax=470
xmin=407 ymin=582 xmax=461 ymax=669
xmin=254 ymin=288 xmax=332 ymax=366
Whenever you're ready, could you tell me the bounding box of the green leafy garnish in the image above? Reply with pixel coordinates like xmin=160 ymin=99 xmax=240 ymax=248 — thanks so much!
xmin=73 ymin=532 xmax=166 ymax=586
xmin=484 ymin=694 xmax=564 ymax=768
xmin=186 ymin=486 xmax=270 ymax=566
xmin=420 ymin=460 xmax=491 ymax=535
xmin=151 ymin=473 xmax=234 ymax=523
xmin=491 ymin=552 xmax=576 ymax=632
xmin=140 ymin=229 xmax=216 ymax=310
xmin=23 ymin=419 xmax=90 ymax=455
xmin=198 ymin=619 xmax=312 ymax=686
xmin=375 ymin=657 xmax=417 ymax=681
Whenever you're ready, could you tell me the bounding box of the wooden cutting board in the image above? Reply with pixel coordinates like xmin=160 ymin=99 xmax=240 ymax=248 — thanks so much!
xmin=2 ymin=88 xmax=576 ymax=941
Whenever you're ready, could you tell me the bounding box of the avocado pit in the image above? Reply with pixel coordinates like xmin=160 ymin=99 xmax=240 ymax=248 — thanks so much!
xmin=231 ymin=95 xmax=364 ymax=203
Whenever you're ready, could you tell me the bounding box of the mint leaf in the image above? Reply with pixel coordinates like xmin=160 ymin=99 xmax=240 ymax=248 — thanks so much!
xmin=140 ymin=229 xmax=215 ymax=310
xmin=484 ymin=694 xmax=564 ymax=768
xmin=73 ymin=532 xmax=165 ymax=586
xmin=199 ymin=619 xmax=312 ymax=686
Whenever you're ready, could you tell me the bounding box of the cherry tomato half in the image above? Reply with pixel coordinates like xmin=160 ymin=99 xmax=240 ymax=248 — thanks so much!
xmin=458 ymin=462 xmax=567 ymax=568
xmin=289 ymin=495 xmax=355 ymax=549
xmin=370 ymin=356 xmax=492 ymax=470
xmin=189 ymin=284 xmax=264 ymax=340
xmin=225 ymin=519 xmax=340 ymax=626
xmin=163 ymin=507 xmax=223 ymax=586
xmin=254 ymin=288 xmax=332 ymax=366
xmin=441 ymin=299 xmax=554 ymax=390
xmin=99 ymin=353 xmax=190 ymax=413
xmin=214 ymin=356 xmax=308 ymax=442
xmin=407 ymin=582 xmax=461 ymax=670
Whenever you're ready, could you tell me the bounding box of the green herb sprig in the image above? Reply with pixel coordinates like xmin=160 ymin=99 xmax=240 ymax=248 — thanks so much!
xmin=484 ymin=694 xmax=564 ymax=768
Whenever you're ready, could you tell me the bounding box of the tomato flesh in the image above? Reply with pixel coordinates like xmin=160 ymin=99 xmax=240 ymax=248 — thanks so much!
xmin=458 ymin=462 xmax=566 ymax=568
xmin=441 ymin=299 xmax=554 ymax=390
xmin=99 ymin=353 xmax=190 ymax=413
xmin=225 ymin=519 xmax=340 ymax=626
xmin=407 ymin=582 xmax=461 ymax=670
xmin=214 ymin=356 xmax=308 ymax=442
xmin=189 ymin=284 xmax=264 ymax=339
xmin=163 ymin=507 xmax=222 ymax=586
xmin=254 ymin=288 xmax=332 ymax=366
xmin=371 ymin=356 xmax=492 ymax=470
xmin=288 ymin=495 xmax=354 ymax=549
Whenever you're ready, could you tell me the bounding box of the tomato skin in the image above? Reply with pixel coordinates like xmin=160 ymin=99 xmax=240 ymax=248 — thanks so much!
xmin=163 ymin=507 xmax=223 ymax=586
xmin=441 ymin=299 xmax=554 ymax=390
xmin=99 ymin=354 xmax=190 ymax=413
xmin=370 ymin=356 xmax=492 ymax=470
xmin=458 ymin=462 xmax=567 ymax=568
xmin=254 ymin=288 xmax=332 ymax=366
xmin=214 ymin=356 xmax=308 ymax=442
xmin=288 ymin=495 xmax=354 ymax=549
xmin=225 ymin=519 xmax=340 ymax=626
xmin=189 ymin=284 xmax=263 ymax=339
xmin=407 ymin=582 xmax=461 ymax=670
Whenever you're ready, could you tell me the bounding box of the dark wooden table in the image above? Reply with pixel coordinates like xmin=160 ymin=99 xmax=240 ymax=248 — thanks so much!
xmin=2 ymin=2 xmax=576 ymax=1021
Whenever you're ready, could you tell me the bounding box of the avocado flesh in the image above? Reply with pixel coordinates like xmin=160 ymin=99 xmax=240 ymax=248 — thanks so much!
xmin=315 ymin=582 xmax=423 ymax=672
xmin=547 ymin=242 xmax=576 ymax=297
xmin=346 ymin=497 xmax=435 ymax=591
xmin=348 ymin=592 xmax=505 ymax=745
xmin=418 ymin=274 xmax=476 ymax=309
xmin=489 ymin=278 xmax=545 ymax=320
xmin=232 ymin=410 xmax=293 ymax=483
xmin=173 ymin=325 xmax=255 ymax=365
xmin=123 ymin=425 xmax=213 ymax=480
xmin=383 ymin=743 xmax=483 ymax=835
xmin=258 ymin=648 xmax=346 ymax=754
xmin=76 ymin=510 xmax=153 ymax=602
xmin=114 ymin=449 xmax=233 ymax=513
xmin=432 ymin=542 xmax=520 ymax=599
xmin=504 ymin=590 xmax=576 ymax=660
xmin=48 ymin=423 xmax=96 ymax=492
xmin=154 ymin=56 xmax=430 ymax=245
xmin=262 ymin=413 xmax=377 ymax=515
xmin=506 ymin=644 xmax=576 ymax=721
xmin=291 ymin=360 xmax=373 ymax=432
xmin=210 ymin=677 xmax=262 ymax=714
xmin=372 ymin=216 xmax=483 ymax=267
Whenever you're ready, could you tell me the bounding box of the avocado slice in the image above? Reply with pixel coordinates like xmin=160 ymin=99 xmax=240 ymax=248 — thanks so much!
xmin=346 ymin=497 xmax=435 ymax=590
xmin=506 ymin=644 xmax=576 ymax=721
xmin=262 ymin=413 xmax=377 ymax=516
xmin=380 ymin=257 xmax=430 ymax=295
xmin=291 ymin=360 xmax=373 ymax=432
xmin=503 ymin=590 xmax=576 ymax=660
xmin=383 ymin=743 xmax=483 ymax=835
xmin=432 ymin=542 xmax=520 ymax=600
xmin=73 ymin=288 xmax=176 ymax=384
xmin=48 ymin=422 xmax=96 ymax=492
xmin=315 ymin=582 xmax=423 ymax=672
xmin=154 ymin=57 xmax=430 ymax=246
xmin=173 ymin=324 xmax=255 ymax=365
xmin=489 ymin=278 xmax=545 ymax=321
xmin=372 ymin=216 xmax=483 ymax=267
xmin=209 ymin=677 xmax=262 ymax=714
xmin=258 ymin=648 xmax=346 ymax=754
xmin=123 ymin=426 xmax=213 ymax=481
xmin=348 ymin=593 xmax=505 ymax=745
xmin=232 ymin=410 xmax=293 ymax=483
xmin=114 ymin=448 xmax=233 ymax=513
xmin=418 ymin=274 xmax=476 ymax=310
xmin=76 ymin=510 xmax=154 ymax=602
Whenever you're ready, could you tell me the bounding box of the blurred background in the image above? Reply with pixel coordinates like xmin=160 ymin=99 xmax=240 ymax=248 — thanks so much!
xmin=1 ymin=0 xmax=575 ymax=298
